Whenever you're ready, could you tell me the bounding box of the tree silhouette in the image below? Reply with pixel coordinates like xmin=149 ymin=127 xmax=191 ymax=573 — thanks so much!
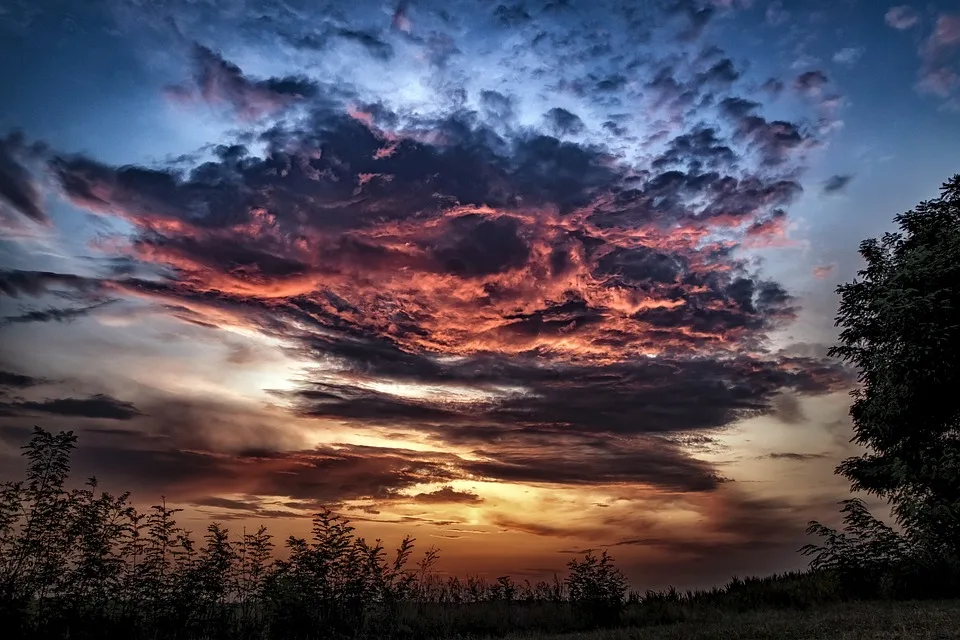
xmin=565 ymin=551 xmax=628 ymax=626
xmin=804 ymin=174 xmax=960 ymax=593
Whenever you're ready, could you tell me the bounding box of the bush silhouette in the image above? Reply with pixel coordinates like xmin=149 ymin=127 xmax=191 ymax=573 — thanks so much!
xmin=565 ymin=551 xmax=627 ymax=626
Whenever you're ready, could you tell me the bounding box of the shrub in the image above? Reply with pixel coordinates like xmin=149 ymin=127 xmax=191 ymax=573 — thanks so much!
xmin=565 ymin=550 xmax=628 ymax=626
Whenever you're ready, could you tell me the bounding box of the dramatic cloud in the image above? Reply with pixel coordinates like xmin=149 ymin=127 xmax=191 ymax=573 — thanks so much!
xmin=543 ymin=107 xmax=586 ymax=136
xmin=21 ymin=16 xmax=848 ymax=502
xmin=720 ymin=97 xmax=816 ymax=166
xmin=0 ymin=0 xmax=859 ymax=579
xmin=166 ymin=44 xmax=318 ymax=119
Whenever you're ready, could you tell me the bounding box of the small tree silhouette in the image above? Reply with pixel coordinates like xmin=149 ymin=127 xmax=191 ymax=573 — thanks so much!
xmin=565 ymin=551 xmax=628 ymax=626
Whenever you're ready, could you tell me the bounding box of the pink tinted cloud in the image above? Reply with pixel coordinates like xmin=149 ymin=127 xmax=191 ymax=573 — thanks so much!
xmin=885 ymin=6 xmax=920 ymax=30
xmin=931 ymin=14 xmax=960 ymax=49
xmin=812 ymin=264 xmax=835 ymax=279
xmin=916 ymin=67 xmax=960 ymax=97
xmin=165 ymin=44 xmax=316 ymax=121
xmin=916 ymin=14 xmax=960 ymax=99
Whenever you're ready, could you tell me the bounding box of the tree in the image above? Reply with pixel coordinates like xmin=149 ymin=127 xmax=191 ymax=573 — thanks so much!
xmin=565 ymin=551 xmax=628 ymax=626
xmin=0 ymin=427 xmax=77 ymax=620
xmin=825 ymin=174 xmax=960 ymax=563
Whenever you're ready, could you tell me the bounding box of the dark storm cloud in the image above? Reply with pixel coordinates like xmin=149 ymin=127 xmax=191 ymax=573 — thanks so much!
xmin=432 ymin=214 xmax=531 ymax=277
xmin=0 ymin=394 xmax=142 ymax=420
xmin=7 ymin=13 xmax=845 ymax=510
xmin=283 ymin=351 xmax=848 ymax=449
xmin=412 ymin=486 xmax=483 ymax=504
xmin=793 ymin=70 xmax=829 ymax=98
xmin=333 ymin=28 xmax=395 ymax=60
xmin=48 ymin=438 xmax=462 ymax=507
xmin=166 ymin=43 xmax=319 ymax=119
xmin=287 ymin=21 xmax=398 ymax=61
xmin=696 ymin=58 xmax=739 ymax=85
xmin=652 ymin=127 xmax=736 ymax=170
xmin=0 ymin=132 xmax=46 ymax=224
xmin=0 ymin=270 xmax=104 ymax=298
xmin=720 ymin=97 xmax=814 ymax=166
xmin=1 ymin=301 xmax=115 ymax=326
xmin=645 ymin=65 xmax=702 ymax=113
xmin=463 ymin=440 xmax=723 ymax=492
xmin=479 ymin=90 xmax=515 ymax=122
xmin=543 ymin=107 xmax=586 ymax=136
xmin=719 ymin=96 xmax=759 ymax=119
xmin=823 ymin=174 xmax=853 ymax=194
xmin=0 ymin=371 xmax=45 ymax=389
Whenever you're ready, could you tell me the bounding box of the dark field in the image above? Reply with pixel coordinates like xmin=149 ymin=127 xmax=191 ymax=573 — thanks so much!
xmin=494 ymin=600 xmax=960 ymax=639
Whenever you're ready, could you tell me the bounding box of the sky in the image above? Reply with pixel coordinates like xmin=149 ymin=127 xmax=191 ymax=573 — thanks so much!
xmin=0 ymin=0 xmax=958 ymax=590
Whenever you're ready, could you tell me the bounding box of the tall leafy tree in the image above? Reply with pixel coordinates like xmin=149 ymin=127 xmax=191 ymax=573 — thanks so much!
xmin=828 ymin=174 xmax=960 ymax=559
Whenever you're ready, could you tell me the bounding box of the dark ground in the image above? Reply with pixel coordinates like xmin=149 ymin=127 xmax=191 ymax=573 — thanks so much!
xmin=497 ymin=600 xmax=960 ymax=640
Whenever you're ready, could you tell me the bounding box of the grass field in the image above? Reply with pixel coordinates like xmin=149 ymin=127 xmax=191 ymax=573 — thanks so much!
xmin=497 ymin=600 xmax=960 ymax=640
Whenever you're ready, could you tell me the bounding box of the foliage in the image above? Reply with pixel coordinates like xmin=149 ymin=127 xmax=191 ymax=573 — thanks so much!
xmin=800 ymin=498 xmax=912 ymax=598
xmin=828 ymin=174 xmax=960 ymax=554
xmin=0 ymin=427 xmax=627 ymax=639
xmin=0 ymin=417 xmax=957 ymax=638
xmin=801 ymin=174 xmax=960 ymax=598
xmin=565 ymin=551 xmax=628 ymax=625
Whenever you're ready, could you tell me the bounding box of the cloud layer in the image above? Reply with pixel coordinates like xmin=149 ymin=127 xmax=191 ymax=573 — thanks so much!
xmin=0 ymin=0 xmax=865 ymax=588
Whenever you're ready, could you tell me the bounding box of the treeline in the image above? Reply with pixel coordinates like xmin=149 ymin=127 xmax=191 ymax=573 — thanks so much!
xmin=1 ymin=427 xmax=959 ymax=639
xmin=0 ymin=428 xmax=953 ymax=639
xmin=0 ymin=427 xmax=632 ymax=639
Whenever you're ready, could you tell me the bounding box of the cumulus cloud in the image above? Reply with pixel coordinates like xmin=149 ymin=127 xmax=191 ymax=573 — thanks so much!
xmin=543 ymin=107 xmax=586 ymax=136
xmin=832 ymin=47 xmax=864 ymax=66
xmin=0 ymin=0 xmax=852 ymax=557
xmin=166 ymin=43 xmax=318 ymax=119
xmin=915 ymin=14 xmax=960 ymax=101
xmin=793 ymin=70 xmax=829 ymax=98
xmin=30 ymin=86 xmax=847 ymax=497
xmin=885 ymin=6 xmax=920 ymax=30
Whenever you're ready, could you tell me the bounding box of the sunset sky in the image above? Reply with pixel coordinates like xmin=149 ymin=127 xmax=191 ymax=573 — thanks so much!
xmin=1 ymin=0 xmax=959 ymax=590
